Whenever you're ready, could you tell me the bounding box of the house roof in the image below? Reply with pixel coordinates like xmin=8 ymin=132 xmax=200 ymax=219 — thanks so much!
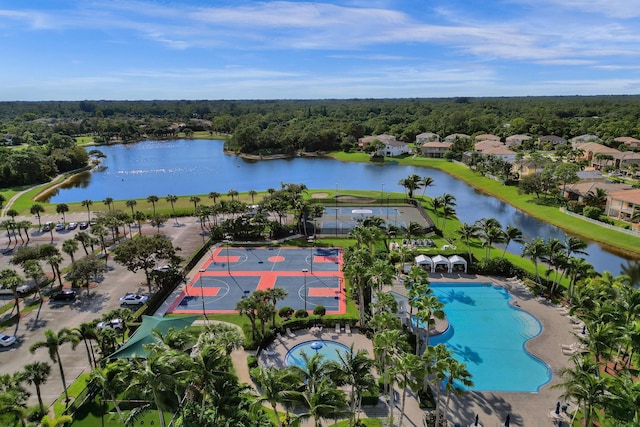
xmin=416 ymin=132 xmax=439 ymax=139
xmin=505 ymin=134 xmax=531 ymax=142
xmin=415 ymin=255 xmax=433 ymax=265
xmin=475 ymin=133 xmax=501 ymax=141
xmin=475 ymin=140 xmax=503 ymax=151
xmin=444 ymin=133 xmax=470 ymax=141
xmin=577 ymin=142 xmax=621 ymax=155
xmin=448 ymin=255 xmax=467 ymax=265
xmin=613 ymin=152 xmax=640 ymax=161
xmin=608 ymin=189 xmax=640 ymax=205
xmin=385 ymin=139 xmax=409 ymax=147
xmin=565 ymin=181 xmax=632 ymax=196
xmin=359 ymin=134 xmax=397 ymax=144
xmin=539 ymin=135 xmax=567 ymax=144
xmin=482 ymin=145 xmax=516 ymax=156
xmin=614 ymin=136 xmax=640 ymax=144
xmin=576 ymin=170 xmax=605 ymax=181
xmin=422 ymin=141 xmax=452 ymax=148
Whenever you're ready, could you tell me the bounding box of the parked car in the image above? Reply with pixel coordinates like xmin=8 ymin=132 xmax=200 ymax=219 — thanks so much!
xmin=97 ymin=318 xmax=124 ymax=330
xmin=0 ymin=333 xmax=16 ymax=347
xmin=16 ymin=282 xmax=36 ymax=296
xmin=50 ymin=290 xmax=76 ymax=302
xmin=119 ymin=293 xmax=148 ymax=306
xmin=42 ymin=222 xmax=54 ymax=232
xmin=153 ymin=265 xmax=171 ymax=272
xmin=67 ymin=222 xmax=78 ymax=230
xmin=79 ymin=222 xmax=89 ymax=230
xmin=55 ymin=223 xmax=66 ymax=231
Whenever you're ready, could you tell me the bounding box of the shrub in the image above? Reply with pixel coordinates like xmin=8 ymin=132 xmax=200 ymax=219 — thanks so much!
xmin=473 ymin=257 xmax=524 ymax=277
xmin=279 ymin=306 xmax=294 ymax=320
xmin=247 ymin=355 xmax=258 ymax=370
xmin=294 ymin=309 xmax=309 ymax=318
xmin=583 ymin=206 xmax=602 ymax=220
xmin=566 ymin=200 xmax=584 ymax=214
xmin=313 ymin=305 xmax=326 ymax=316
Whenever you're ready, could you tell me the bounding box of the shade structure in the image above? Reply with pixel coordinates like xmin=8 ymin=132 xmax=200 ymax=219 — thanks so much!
xmin=108 ymin=315 xmax=199 ymax=359
xmin=431 ymin=255 xmax=452 ymax=273
xmin=448 ymin=255 xmax=467 ymax=273
xmin=414 ymin=254 xmax=433 ymax=271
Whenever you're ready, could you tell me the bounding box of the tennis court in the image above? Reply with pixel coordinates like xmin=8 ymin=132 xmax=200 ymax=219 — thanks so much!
xmin=166 ymin=247 xmax=345 ymax=315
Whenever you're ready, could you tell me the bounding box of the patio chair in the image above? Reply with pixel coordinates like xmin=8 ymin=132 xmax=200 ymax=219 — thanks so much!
xmin=286 ymin=328 xmax=296 ymax=339
xmin=345 ymin=324 xmax=351 ymax=335
xmin=335 ymin=323 xmax=341 ymax=334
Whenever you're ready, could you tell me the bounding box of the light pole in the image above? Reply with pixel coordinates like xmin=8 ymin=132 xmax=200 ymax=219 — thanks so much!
xmin=199 ymin=269 xmax=208 ymax=324
xmin=335 ymin=183 xmax=339 ymax=237
xmin=387 ymin=193 xmax=390 ymax=219
xmin=223 ymin=239 xmax=231 ymax=275
xmin=302 ymin=268 xmax=308 ymax=312
xmin=381 ymin=183 xmax=384 ymax=204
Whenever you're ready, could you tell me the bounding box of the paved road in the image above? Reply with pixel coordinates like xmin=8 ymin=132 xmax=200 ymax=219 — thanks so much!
xmin=0 ymin=212 xmax=206 ymax=409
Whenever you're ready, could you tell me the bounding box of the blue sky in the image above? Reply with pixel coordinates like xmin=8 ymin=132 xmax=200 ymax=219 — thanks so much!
xmin=1 ymin=0 xmax=640 ymax=100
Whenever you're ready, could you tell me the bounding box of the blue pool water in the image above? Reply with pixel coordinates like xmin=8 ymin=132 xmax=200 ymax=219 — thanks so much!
xmin=427 ymin=283 xmax=551 ymax=392
xmin=285 ymin=340 xmax=350 ymax=367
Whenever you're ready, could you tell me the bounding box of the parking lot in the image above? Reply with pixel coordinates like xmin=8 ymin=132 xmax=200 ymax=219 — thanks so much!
xmin=0 ymin=211 xmax=206 ymax=407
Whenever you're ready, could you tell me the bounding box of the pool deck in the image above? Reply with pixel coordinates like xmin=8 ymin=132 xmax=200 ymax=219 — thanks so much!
xmin=426 ymin=274 xmax=579 ymax=427
xmin=227 ymin=272 xmax=581 ymax=427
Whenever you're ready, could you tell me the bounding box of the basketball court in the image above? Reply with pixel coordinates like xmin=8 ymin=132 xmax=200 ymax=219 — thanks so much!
xmin=166 ymin=246 xmax=346 ymax=315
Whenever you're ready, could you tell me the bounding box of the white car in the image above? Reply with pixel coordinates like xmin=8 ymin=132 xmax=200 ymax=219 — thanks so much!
xmin=0 ymin=333 xmax=16 ymax=347
xmin=97 ymin=318 xmax=124 ymax=330
xmin=119 ymin=293 xmax=148 ymax=306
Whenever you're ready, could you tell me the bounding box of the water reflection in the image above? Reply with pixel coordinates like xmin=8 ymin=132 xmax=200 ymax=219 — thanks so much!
xmin=45 ymin=139 xmax=636 ymax=274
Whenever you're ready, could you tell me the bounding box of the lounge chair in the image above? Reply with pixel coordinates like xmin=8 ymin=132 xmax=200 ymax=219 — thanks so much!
xmin=335 ymin=323 xmax=341 ymax=334
xmin=345 ymin=324 xmax=351 ymax=335
xmin=286 ymin=328 xmax=296 ymax=339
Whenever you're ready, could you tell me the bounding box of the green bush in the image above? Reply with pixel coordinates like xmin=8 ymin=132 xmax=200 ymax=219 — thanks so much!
xmin=294 ymin=309 xmax=309 ymax=318
xmin=473 ymin=257 xmax=524 ymax=277
xmin=279 ymin=306 xmax=294 ymax=320
xmin=566 ymin=200 xmax=584 ymax=214
xmin=247 ymin=355 xmax=258 ymax=370
xmin=583 ymin=206 xmax=602 ymax=220
xmin=313 ymin=305 xmax=326 ymax=316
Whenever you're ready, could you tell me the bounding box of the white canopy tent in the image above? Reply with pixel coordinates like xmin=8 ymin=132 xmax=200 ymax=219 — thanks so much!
xmin=448 ymin=255 xmax=467 ymax=273
xmin=414 ymin=254 xmax=433 ymax=271
xmin=431 ymin=255 xmax=452 ymax=273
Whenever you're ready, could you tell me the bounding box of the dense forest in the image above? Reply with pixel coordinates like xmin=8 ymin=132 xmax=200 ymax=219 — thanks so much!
xmin=2 ymin=96 xmax=640 ymax=187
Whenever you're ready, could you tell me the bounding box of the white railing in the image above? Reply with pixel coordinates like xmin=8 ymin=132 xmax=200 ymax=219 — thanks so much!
xmin=560 ymin=208 xmax=640 ymax=237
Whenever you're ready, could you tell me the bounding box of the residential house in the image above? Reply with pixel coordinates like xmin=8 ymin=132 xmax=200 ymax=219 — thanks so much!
xmin=576 ymin=142 xmax=621 ymax=168
xmin=570 ymin=134 xmax=602 ymax=146
xmin=415 ymin=132 xmax=440 ymax=143
xmin=539 ymin=135 xmax=567 ymax=146
xmin=505 ymin=134 xmax=531 ymax=148
xmin=514 ymin=159 xmax=546 ymax=177
xmin=479 ymin=145 xmax=517 ymax=162
xmin=614 ymin=136 xmax=640 ymax=150
xmin=606 ymin=189 xmax=640 ymax=222
xmin=564 ymin=181 xmax=631 ymax=203
xmin=420 ymin=141 xmax=452 ymax=158
xmin=613 ymin=152 xmax=640 ymax=169
xmin=474 ymin=133 xmax=501 ymax=142
xmin=576 ymin=170 xmax=605 ymax=182
xmin=474 ymin=140 xmax=503 ymax=152
xmin=358 ymin=134 xmax=410 ymax=157
xmin=444 ymin=133 xmax=470 ymax=142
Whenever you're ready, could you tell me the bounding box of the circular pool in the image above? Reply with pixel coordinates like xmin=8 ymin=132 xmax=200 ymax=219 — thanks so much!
xmin=285 ymin=340 xmax=350 ymax=367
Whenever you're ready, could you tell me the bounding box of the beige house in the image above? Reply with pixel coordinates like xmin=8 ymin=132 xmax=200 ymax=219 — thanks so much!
xmin=576 ymin=142 xmax=621 ymax=167
xmin=416 ymin=132 xmax=440 ymax=143
xmin=474 ymin=133 xmax=501 ymax=142
xmin=420 ymin=141 xmax=452 ymax=158
xmin=614 ymin=136 xmax=640 ymax=150
xmin=505 ymin=134 xmax=531 ymax=147
xmin=358 ymin=134 xmax=397 ymax=150
xmin=613 ymin=152 xmax=640 ymax=169
xmin=474 ymin=140 xmax=503 ymax=151
xmin=606 ymin=189 xmax=640 ymax=222
xmin=480 ymin=145 xmax=517 ymax=162
xmin=444 ymin=133 xmax=470 ymax=142
xmin=564 ymin=181 xmax=631 ymax=203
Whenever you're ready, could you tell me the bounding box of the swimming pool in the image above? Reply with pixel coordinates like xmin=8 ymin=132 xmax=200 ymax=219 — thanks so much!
xmin=427 ymin=282 xmax=551 ymax=392
xmin=285 ymin=340 xmax=350 ymax=367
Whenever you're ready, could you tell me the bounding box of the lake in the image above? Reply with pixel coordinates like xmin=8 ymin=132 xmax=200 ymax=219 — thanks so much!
xmin=47 ymin=139 xmax=635 ymax=274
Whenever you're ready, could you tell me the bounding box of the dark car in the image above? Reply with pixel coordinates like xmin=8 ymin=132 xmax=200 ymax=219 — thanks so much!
xmin=50 ymin=290 xmax=76 ymax=302
xmin=67 ymin=222 xmax=78 ymax=230
xmin=55 ymin=223 xmax=66 ymax=231
xmin=79 ymin=222 xmax=89 ymax=230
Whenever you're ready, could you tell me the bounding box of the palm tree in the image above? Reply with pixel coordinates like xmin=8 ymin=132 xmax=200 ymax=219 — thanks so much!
xmin=326 ymin=345 xmax=376 ymax=427
xmin=251 ymin=366 xmax=302 ymax=427
xmin=394 ymin=352 xmax=424 ymax=427
xmin=47 ymin=254 xmax=64 ymax=288
xmin=263 ymin=287 xmax=288 ymax=328
xmin=22 ymin=259 xmax=44 ymax=299
xmin=236 ymin=297 xmax=259 ymax=341
xmin=125 ymin=199 xmax=137 ymax=218
xmin=343 ymin=247 xmax=373 ymax=327
xmin=420 ymin=176 xmax=434 ymax=198
xmin=55 ymin=203 xmax=69 ymax=223
xmin=30 ymin=204 xmax=45 ymax=229
xmin=133 ymin=211 xmax=146 ymax=235
xmin=81 ymin=199 xmax=93 ymax=222
xmin=29 ymin=328 xmax=80 ymax=405
xmin=189 ymin=195 xmax=201 ymax=211
xmin=373 ymin=329 xmax=403 ymax=427
xmin=522 ymin=237 xmax=546 ymax=284
xmin=398 ymin=174 xmax=422 ymax=199
xmin=294 ymin=378 xmax=349 ymax=427
xmin=228 ymin=189 xmax=239 ymax=201
xmin=248 ymin=189 xmax=258 ymax=204
xmin=501 ymin=225 xmax=524 ymax=258
xmin=0 ymin=268 xmax=25 ymax=317
xmin=40 ymin=414 xmax=73 ymax=427
xmin=165 ymin=194 xmax=179 ymax=224
xmin=73 ymin=323 xmax=98 ymax=369
xmin=62 ymin=238 xmax=79 ymax=263
xmin=414 ymin=295 xmax=445 ymax=350
xmin=89 ymin=360 xmax=128 ymax=423
xmin=556 ymin=356 xmax=607 ymax=427
xmin=208 ymin=191 xmax=221 ymax=204
xmin=431 ymin=196 xmax=443 ymax=229
xmin=21 ymin=362 xmax=51 ymax=415
xmin=16 ymin=220 xmax=32 ymax=243
xmin=442 ymin=357 xmax=473 ymax=424
xmin=103 ymin=197 xmax=114 ymax=212
xmin=456 ymin=223 xmax=479 ymax=263
xmin=147 ymin=195 xmax=159 ymax=216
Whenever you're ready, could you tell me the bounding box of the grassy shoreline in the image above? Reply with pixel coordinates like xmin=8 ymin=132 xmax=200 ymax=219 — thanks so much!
xmin=328 ymin=152 xmax=640 ymax=259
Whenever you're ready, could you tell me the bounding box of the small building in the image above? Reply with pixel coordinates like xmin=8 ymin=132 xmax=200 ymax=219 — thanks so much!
xmin=358 ymin=134 xmax=397 ymax=150
xmin=448 ymin=255 xmax=467 ymax=273
xmin=570 ymin=134 xmax=602 ymax=145
xmin=505 ymin=134 xmax=531 ymax=147
xmin=475 ymin=133 xmax=501 ymax=142
xmin=576 ymin=142 xmax=621 ymax=167
xmin=539 ymin=135 xmax=567 ymax=146
xmin=444 ymin=133 xmax=470 ymax=143
xmin=613 ymin=152 xmax=640 ymax=169
xmin=614 ymin=136 xmax=640 ymax=150
xmin=605 ymin=189 xmax=640 ymax=222
xmin=416 ymin=132 xmax=440 ymax=143
xmin=358 ymin=134 xmax=410 ymax=157
xmin=474 ymin=140 xmax=503 ymax=151
xmin=479 ymin=145 xmax=517 ymax=162
xmin=420 ymin=141 xmax=452 ymax=158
